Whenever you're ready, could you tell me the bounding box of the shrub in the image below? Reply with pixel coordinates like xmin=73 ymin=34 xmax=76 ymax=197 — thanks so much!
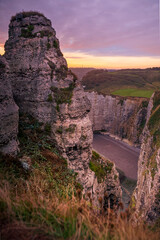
xmin=51 ymin=82 xmax=76 ymax=111
xmin=148 ymin=106 xmax=160 ymax=146
xmin=44 ymin=123 xmax=51 ymax=134
xmin=47 ymin=94 xmax=53 ymax=102
xmin=81 ymin=135 xmax=87 ymax=141
xmin=21 ymin=25 xmax=35 ymax=38
xmin=56 ymin=127 xmax=63 ymax=134
xmin=53 ymin=39 xmax=59 ymax=49
xmin=65 ymin=124 xmax=76 ymax=133
xmin=89 ymin=151 xmax=113 ymax=183
xmin=0 ymin=62 xmax=5 ymax=69
xmin=92 ymin=151 xmax=100 ymax=160
xmin=118 ymin=99 xmax=124 ymax=106
xmin=47 ymin=42 xmax=51 ymax=50
xmin=11 ymin=11 xmax=46 ymax=21
xmin=55 ymin=65 xmax=68 ymax=80
xmin=39 ymin=30 xmax=53 ymax=38
xmin=21 ymin=25 xmax=36 ymax=38
xmin=152 ymin=91 xmax=160 ymax=111
xmin=141 ymin=100 xmax=149 ymax=108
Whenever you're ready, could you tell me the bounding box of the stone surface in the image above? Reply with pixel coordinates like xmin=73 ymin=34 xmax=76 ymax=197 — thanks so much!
xmin=91 ymin=155 xmax=122 ymax=210
xmin=4 ymin=12 xmax=122 ymax=205
xmin=87 ymin=92 xmax=148 ymax=146
xmin=132 ymin=93 xmax=160 ymax=223
xmin=4 ymin=12 xmax=93 ymax=190
xmin=0 ymin=55 xmax=19 ymax=155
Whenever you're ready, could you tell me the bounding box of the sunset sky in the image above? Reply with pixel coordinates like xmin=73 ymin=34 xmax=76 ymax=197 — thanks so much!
xmin=0 ymin=0 xmax=160 ymax=69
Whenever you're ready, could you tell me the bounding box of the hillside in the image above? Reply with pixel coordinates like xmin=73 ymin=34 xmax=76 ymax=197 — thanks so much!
xmin=82 ymin=68 xmax=160 ymax=97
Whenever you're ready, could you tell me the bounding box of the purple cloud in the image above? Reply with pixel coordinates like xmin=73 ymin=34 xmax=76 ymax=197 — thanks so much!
xmin=0 ymin=0 xmax=159 ymax=57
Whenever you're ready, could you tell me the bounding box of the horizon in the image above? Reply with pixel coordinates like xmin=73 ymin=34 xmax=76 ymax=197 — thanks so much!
xmin=0 ymin=0 xmax=160 ymax=69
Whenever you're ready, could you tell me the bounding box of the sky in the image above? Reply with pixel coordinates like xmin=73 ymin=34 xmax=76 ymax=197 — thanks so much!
xmin=0 ymin=0 xmax=160 ymax=69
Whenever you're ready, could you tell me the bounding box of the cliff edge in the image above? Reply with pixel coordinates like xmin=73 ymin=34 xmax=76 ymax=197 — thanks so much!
xmin=132 ymin=92 xmax=160 ymax=223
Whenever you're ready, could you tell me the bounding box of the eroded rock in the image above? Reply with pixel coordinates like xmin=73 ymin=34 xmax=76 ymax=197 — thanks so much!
xmin=3 ymin=12 xmax=122 ymax=206
xmin=87 ymin=92 xmax=148 ymax=146
xmin=132 ymin=92 xmax=160 ymax=223
xmin=0 ymin=55 xmax=19 ymax=155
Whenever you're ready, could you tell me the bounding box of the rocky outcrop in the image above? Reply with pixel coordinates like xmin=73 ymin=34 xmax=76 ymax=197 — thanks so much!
xmin=87 ymin=92 xmax=148 ymax=146
xmin=0 ymin=56 xmax=19 ymax=155
xmin=132 ymin=92 xmax=160 ymax=223
xmin=89 ymin=151 xmax=122 ymax=209
xmin=3 ymin=12 xmax=122 ymax=205
xmin=4 ymin=12 xmax=93 ymax=191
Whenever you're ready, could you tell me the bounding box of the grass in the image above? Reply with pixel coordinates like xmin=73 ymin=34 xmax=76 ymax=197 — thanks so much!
xmin=112 ymin=89 xmax=154 ymax=98
xmin=0 ymin=115 xmax=160 ymax=239
xmin=89 ymin=151 xmax=113 ymax=183
xmin=51 ymin=82 xmax=76 ymax=111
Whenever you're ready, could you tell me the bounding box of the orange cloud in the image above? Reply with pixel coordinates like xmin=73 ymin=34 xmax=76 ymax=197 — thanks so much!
xmin=64 ymin=51 xmax=160 ymax=69
xmin=0 ymin=43 xmax=159 ymax=69
xmin=0 ymin=44 xmax=5 ymax=55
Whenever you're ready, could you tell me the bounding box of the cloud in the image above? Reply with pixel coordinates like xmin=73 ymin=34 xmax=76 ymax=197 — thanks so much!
xmin=0 ymin=0 xmax=159 ymax=58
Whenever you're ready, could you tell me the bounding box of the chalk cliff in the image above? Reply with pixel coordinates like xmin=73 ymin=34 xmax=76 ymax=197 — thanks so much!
xmin=3 ymin=12 xmax=122 ymax=206
xmin=87 ymin=92 xmax=148 ymax=146
xmin=0 ymin=56 xmax=19 ymax=155
xmin=132 ymin=92 xmax=160 ymax=223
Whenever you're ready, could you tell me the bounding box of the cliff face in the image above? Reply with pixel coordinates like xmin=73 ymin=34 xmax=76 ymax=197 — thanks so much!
xmin=87 ymin=92 xmax=148 ymax=146
xmin=132 ymin=92 xmax=160 ymax=223
xmin=90 ymin=151 xmax=122 ymax=209
xmin=4 ymin=12 xmax=93 ymax=191
xmin=3 ymin=12 xmax=122 ymax=204
xmin=0 ymin=56 xmax=19 ymax=155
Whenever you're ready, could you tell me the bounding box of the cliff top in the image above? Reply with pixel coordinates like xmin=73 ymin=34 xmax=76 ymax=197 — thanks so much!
xmin=11 ymin=11 xmax=49 ymax=22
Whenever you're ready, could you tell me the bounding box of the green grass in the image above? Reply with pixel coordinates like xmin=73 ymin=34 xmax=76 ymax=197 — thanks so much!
xmin=82 ymin=68 xmax=160 ymax=96
xmin=89 ymin=151 xmax=113 ymax=183
xmin=148 ymin=92 xmax=160 ymax=149
xmin=50 ymin=82 xmax=76 ymax=111
xmin=112 ymin=89 xmax=154 ymax=98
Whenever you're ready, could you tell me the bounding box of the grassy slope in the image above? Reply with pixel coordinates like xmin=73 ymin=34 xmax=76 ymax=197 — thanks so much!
xmin=0 ymin=114 xmax=160 ymax=239
xmin=112 ymin=89 xmax=154 ymax=98
xmin=82 ymin=68 xmax=160 ymax=97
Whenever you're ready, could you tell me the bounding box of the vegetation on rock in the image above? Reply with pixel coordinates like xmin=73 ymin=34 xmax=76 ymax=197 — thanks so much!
xmin=53 ymin=39 xmax=59 ymax=49
xmin=39 ymin=30 xmax=53 ymax=38
xmin=47 ymin=94 xmax=53 ymax=102
xmin=65 ymin=124 xmax=76 ymax=134
xmin=21 ymin=25 xmax=35 ymax=38
xmin=51 ymin=82 xmax=76 ymax=111
xmin=148 ymin=92 xmax=160 ymax=149
xmin=89 ymin=151 xmax=113 ymax=183
xmin=11 ymin=11 xmax=46 ymax=21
